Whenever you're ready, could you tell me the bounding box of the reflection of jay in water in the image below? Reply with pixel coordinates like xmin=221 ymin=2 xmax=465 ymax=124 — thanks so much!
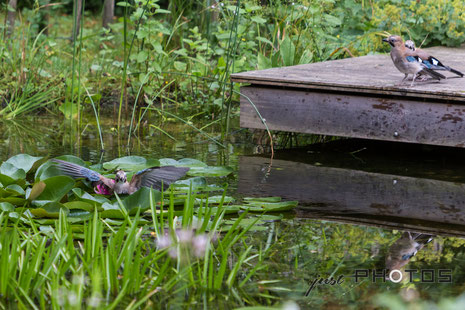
xmin=382 ymin=35 xmax=446 ymax=86
xmin=385 ymin=231 xmax=434 ymax=272
xmin=52 ymin=159 xmax=189 ymax=195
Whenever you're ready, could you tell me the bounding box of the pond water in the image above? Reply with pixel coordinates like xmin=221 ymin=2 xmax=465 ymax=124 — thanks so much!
xmin=2 ymin=114 xmax=465 ymax=308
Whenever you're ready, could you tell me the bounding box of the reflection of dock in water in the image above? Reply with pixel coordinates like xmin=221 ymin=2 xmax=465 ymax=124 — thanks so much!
xmin=238 ymin=140 xmax=465 ymax=237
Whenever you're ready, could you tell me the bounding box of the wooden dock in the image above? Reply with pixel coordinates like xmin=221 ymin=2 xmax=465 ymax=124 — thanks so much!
xmin=231 ymin=47 xmax=465 ymax=147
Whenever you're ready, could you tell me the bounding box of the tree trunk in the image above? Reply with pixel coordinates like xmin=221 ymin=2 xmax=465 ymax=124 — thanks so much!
xmin=102 ymin=0 xmax=114 ymax=29
xmin=6 ymin=0 xmax=17 ymax=37
xmin=72 ymin=0 xmax=83 ymax=40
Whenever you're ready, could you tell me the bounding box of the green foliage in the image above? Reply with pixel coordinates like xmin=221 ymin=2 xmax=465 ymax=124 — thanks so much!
xmin=0 ymin=153 xmax=301 ymax=307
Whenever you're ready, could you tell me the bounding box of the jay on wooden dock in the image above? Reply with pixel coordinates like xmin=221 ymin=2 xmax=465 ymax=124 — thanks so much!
xmin=404 ymin=39 xmax=463 ymax=78
xmin=383 ymin=35 xmax=446 ymax=86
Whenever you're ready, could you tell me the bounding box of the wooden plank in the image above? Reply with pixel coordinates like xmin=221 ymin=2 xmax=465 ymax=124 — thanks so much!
xmin=238 ymin=156 xmax=465 ymax=237
xmin=240 ymin=86 xmax=465 ymax=147
xmin=231 ymin=47 xmax=465 ymax=102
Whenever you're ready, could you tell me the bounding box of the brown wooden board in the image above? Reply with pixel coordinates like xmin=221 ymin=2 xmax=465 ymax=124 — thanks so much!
xmin=238 ymin=156 xmax=465 ymax=237
xmin=231 ymin=47 xmax=465 ymax=102
xmin=240 ymin=86 xmax=465 ymax=147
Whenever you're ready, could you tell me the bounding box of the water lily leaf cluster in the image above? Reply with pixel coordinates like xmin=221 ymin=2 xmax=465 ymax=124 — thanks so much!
xmin=0 ymin=154 xmax=297 ymax=230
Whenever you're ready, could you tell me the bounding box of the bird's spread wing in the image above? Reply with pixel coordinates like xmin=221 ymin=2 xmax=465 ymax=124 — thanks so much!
xmin=130 ymin=166 xmax=190 ymax=191
xmin=51 ymin=159 xmax=114 ymax=188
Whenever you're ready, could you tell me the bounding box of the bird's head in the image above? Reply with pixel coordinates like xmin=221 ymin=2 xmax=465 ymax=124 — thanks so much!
xmin=115 ymin=170 xmax=127 ymax=183
xmin=404 ymin=40 xmax=416 ymax=51
xmin=382 ymin=35 xmax=403 ymax=48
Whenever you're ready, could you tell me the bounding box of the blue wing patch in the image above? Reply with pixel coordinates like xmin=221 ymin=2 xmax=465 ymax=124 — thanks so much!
xmin=421 ymin=60 xmax=433 ymax=69
xmin=406 ymin=56 xmax=420 ymax=63
xmin=402 ymin=254 xmax=413 ymax=260
xmin=136 ymin=168 xmax=149 ymax=175
xmin=80 ymin=167 xmax=101 ymax=182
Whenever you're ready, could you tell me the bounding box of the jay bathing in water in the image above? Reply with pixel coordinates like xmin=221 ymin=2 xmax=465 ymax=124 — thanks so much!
xmin=382 ymin=35 xmax=463 ymax=86
xmin=51 ymin=159 xmax=189 ymax=195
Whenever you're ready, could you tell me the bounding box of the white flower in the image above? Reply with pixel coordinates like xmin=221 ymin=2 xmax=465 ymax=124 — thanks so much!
xmin=192 ymin=235 xmax=209 ymax=257
xmin=157 ymin=235 xmax=172 ymax=249
xmin=177 ymin=229 xmax=194 ymax=243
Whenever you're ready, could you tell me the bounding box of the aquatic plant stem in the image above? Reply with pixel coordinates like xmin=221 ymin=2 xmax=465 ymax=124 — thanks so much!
xmin=233 ymin=90 xmax=274 ymax=159
xmin=83 ymin=84 xmax=105 ymax=151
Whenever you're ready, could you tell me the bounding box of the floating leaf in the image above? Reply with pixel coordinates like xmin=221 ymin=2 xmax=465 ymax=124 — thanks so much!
xmin=196 ymin=205 xmax=241 ymax=215
xmin=0 ymin=197 xmax=27 ymax=206
xmin=30 ymin=202 xmax=69 ymax=218
xmin=64 ymin=201 xmax=95 ymax=212
xmin=101 ymin=188 xmax=161 ymax=218
xmin=68 ymin=209 xmax=92 ymax=221
xmin=196 ymin=195 xmax=235 ymax=205
xmin=4 ymin=154 xmax=42 ymax=173
xmin=6 ymin=184 xmax=25 ymax=196
xmin=241 ymin=201 xmax=298 ymax=212
xmin=243 ymin=197 xmax=282 ymax=203
xmin=103 ymin=156 xmax=160 ymax=171
xmin=173 ymin=177 xmax=208 ymax=188
xmin=0 ymin=162 xmax=26 ymax=180
xmin=33 ymin=176 xmax=75 ymax=205
xmin=187 ymin=166 xmax=233 ymax=177
xmin=0 ymin=202 xmax=15 ymax=212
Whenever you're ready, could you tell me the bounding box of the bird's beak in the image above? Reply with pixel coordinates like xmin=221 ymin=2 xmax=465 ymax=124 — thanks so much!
xmin=382 ymin=38 xmax=389 ymax=43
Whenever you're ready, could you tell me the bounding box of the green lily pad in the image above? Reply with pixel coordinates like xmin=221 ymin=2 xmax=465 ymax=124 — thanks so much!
xmin=33 ymin=176 xmax=75 ymax=205
xmin=72 ymin=188 xmax=110 ymax=205
xmin=177 ymin=158 xmax=208 ymax=167
xmin=68 ymin=209 xmax=93 ymax=221
xmin=0 ymin=197 xmax=27 ymax=206
xmin=5 ymin=154 xmax=42 ymax=173
xmin=0 ymin=202 xmax=15 ymax=212
xmin=6 ymin=184 xmax=25 ymax=196
xmin=241 ymin=201 xmax=298 ymax=212
xmin=30 ymin=202 xmax=70 ymax=218
xmin=196 ymin=195 xmax=235 ymax=205
xmin=173 ymin=177 xmax=207 ymax=188
xmin=0 ymin=162 xmax=26 ymax=180
xmin=159 ymin=158 xmax=207 ymax=168
xmin=187 ymin=166 xmax=233 ymax=177
xmin=101 ymin=187 xmax=161 ymax=218
xmin=64 ymin=201 xmax=95 ymax=212
xmin=0 ymin=174 xmax=15 ymax=186
xmin=100 ymin=202 xmax=123 ymax=218
xmin=243 ymin=197 xmax=282 ymax=203
xmin=196 ymin=205 xmax=241 ymax=215
xmin=103 ymin=156 xmax=160 ymax=171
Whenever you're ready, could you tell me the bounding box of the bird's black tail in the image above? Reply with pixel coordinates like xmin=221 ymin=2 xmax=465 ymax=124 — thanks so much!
xmin=448 ymin=67 xmax=464 ymax=77
xmin=421 ymin=68 xmax=446 ymax=80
